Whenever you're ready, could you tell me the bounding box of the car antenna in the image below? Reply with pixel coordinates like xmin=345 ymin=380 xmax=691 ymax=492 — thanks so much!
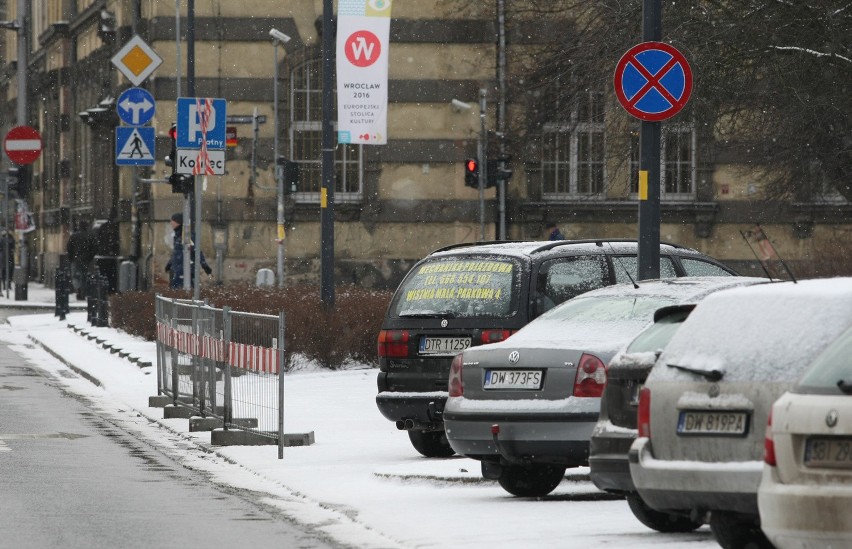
xmin=738 ymin=225 xmax=798 ymax=283
xmin=607 ymin=243 xmax=639 ymax=289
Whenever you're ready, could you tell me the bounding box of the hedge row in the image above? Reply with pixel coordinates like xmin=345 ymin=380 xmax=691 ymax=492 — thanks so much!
xmin=109 ymin=284 xmax=394 ymax=369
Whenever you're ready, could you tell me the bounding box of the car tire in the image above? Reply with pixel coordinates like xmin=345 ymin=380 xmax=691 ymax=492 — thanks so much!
xmin=407 ymin=430 xmax=456 ymax=458
xmin=709 ymin=512 xmax=773 ymax=549
xmin=497 ymin=464 xmax=566 ymax=497
xmin=626 ymin=494 xmax=703 ymax=533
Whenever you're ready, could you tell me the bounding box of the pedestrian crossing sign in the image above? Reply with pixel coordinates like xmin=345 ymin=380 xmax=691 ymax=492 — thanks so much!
xmin=115 ymin=126 xmax=155 ymax=166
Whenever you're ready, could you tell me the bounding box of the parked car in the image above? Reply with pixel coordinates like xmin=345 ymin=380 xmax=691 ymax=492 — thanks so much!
xmin=589 ymin=277 xmax=769 ymax=532
xmin=629 ymin=278 xmax=852 ymax=549
xmin=376 ymin=239 xmax=738 ymax=457
xmin=442 ymin=277 xmax=757 ymax=497
xmin=759 ymin=324 xmax=852 ymax=548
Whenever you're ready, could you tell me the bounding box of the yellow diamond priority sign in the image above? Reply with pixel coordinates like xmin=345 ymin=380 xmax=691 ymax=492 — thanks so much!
xmin=111 ymin=35 xmax=163 ymax=86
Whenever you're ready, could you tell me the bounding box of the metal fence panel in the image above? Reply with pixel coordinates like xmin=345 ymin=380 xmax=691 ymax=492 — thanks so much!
xmin=154 ymin=295 xmax=284 ymax=452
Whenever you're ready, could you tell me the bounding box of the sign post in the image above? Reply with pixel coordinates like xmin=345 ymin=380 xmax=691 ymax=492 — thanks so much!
xmin=614 ymin=18 xmax=692 ymax=280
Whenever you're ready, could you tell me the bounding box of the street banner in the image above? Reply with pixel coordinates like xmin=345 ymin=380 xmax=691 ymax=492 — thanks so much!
xmin=336 ymin=0 xmax=392 ymax=145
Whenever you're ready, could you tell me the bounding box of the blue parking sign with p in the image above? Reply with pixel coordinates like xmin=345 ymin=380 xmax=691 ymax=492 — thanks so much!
xmin=176 ymin=97 xmax=227 ymax=150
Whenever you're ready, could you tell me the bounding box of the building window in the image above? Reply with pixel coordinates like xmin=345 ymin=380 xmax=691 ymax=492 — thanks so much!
xmin=289 ymin=58 xmax=362 ymax=203
xmin=541 ymin=91 xmax=605 ymax=199
xmin=630 ymin=123 xmax=697 ymax=200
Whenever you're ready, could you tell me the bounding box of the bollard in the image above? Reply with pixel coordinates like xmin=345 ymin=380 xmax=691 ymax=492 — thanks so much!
xmin=54 ymin=267 xmax=70 ymax=320
xmin=95 ymin=273 xmax=110 ymax=327
xmin=86 ymin=272 xmax=97 ymax=325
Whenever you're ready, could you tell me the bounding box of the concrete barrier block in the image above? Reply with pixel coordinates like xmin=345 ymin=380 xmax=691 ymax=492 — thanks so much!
xmin=163 ymin=405 xmax=194 ymax=419
xmin=148 ymin=395 xmax=172 ymax=408
xmin=189 ymin=417 xmax=222 ymax=432
xmin=211 ymin=429 xmax=275 ymax=446
xmin=282 ymin=431 xmax=316 ymax=447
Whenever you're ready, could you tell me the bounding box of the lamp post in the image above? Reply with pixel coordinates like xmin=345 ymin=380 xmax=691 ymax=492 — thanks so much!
xmin=269 ymin=28 xmax=291 ymax=288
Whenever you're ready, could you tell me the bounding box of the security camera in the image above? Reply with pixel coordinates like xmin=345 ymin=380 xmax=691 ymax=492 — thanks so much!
xmin=451 ymin=99 xmax=472 ymax=112
xmin=269 ymin=28 xmax=291 ymax=44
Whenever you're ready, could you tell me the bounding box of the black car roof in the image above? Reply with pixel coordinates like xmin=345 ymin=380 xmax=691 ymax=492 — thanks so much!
xmin=428 ymin=239 xmax=694 ymax=260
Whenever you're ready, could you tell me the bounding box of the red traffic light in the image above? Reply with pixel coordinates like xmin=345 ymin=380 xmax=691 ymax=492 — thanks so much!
xmin=168 ymin=124 xmax=177 ymax=140
xmin=465 ymin=158 xmax=478 ymax=173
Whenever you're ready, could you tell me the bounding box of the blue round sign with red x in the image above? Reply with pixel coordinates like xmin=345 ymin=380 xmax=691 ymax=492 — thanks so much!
xmin=614 ymin=42 xmax=693 ymax=122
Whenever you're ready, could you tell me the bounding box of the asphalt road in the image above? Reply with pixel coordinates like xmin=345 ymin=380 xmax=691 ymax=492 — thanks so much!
xmin=0 ymin=309 xmax=337 ymax=549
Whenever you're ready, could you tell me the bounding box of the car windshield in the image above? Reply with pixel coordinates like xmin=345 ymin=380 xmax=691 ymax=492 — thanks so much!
xmin=797 ymin=325 xmax=852 ymax=395
xmin=392 ymin=256 xmax=518 ymax=318
xmin=626 ymin=308 xmax=691 ymax=353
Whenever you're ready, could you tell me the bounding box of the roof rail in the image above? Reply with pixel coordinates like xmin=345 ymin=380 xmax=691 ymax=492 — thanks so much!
xmin=531 ymin=238 xmax=689 ymax=254
xmin=430 ymin=240 xmax=521 ymax=254
xmin=430 ymin=238 xmax=690 ymax=256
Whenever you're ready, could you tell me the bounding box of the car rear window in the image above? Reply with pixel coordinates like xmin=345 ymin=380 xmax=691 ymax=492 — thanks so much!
xmin=651 ymin=286 xmax=852 ymax=384
xmin=680 ymin=258 xmax=734 ymax=277
xmin=612 ymin=256 xmax=677 ymax=283
xmin=797 ymin=326 xmax=852 ymax=394
xmin=392 ymin=257 xmax=518 ymax=318
xmin=626 ymin=308 xmax=691 ymax=353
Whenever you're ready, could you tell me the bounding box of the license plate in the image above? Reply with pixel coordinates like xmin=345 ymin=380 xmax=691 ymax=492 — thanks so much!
xmin=677 ymin=411 xmax=749 ymax=436
xmin=419 ymin=336 xmax=471 ymax=356
xmin=804 ymin=437 xmax=852 ymax=469
xmin=483 ymin=369 xmax=543 ymax=390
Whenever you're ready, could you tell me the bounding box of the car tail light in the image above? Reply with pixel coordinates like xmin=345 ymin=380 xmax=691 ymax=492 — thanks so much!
xmin=481 ymin=329 xmax=513 ymax=344
xmin=378 ymin=329 xmax=409 ymax=358
xmin=573 ymin=353 xmax=607 ymax=397
xmin=637 ymin=387 xmax=651 ymax=439
xmin=764 ymin=409 xmax=776 ymax=466
xmin=448 ymin=353 xmax=464 ymax=397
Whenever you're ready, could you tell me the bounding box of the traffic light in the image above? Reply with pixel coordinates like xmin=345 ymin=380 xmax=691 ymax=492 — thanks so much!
xmin=6 ymin=165 xmax=27 ymax=196
xmin=165 ymin=124 xmax=192 ymax=194
xmin=277 ymin=156 xmax=301 ymax=194
xmin=464 ymin=158 xmax=479 ymax=188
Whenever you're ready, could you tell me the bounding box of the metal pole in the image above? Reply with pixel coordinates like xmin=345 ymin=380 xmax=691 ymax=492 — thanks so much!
xmin=175 ymin=1 xmax=181 ymax=98
xmin=320 ymin=0 xmax=335 ymax=308
xmin=274 ymin=42 xmax=286 ymax=288
xmin=478 ymin=89 xmax=488 ymax=240
xmin=188 ymin=0 xmax=202 ymax=300
xmin=277 ymin=310 xmax=285 ymax=459
xmin=16 ymin=0 xmax=28 ymax=298
xmin=637 ymin=0 xmax=662 ymax=280
xmin=496 ymin=0 xmax=507 ymax=241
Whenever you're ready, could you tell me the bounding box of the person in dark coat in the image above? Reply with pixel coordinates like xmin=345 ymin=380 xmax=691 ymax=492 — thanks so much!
xmin=165 ymin=213 xmax=212 ymax=289
xmin=0 ymin=231 xmax=14 ymax=290
xmin=545 ymin=221 xmax=565 ymax=241
xmin=66 ymin=223 xmax=94 ymax=299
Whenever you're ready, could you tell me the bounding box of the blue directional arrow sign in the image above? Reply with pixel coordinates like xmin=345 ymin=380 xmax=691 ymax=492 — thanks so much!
xmin=115 ymin=126 xmax=155 ymax=166
xmin=176 ymin=97 xmax=227 ymax=150
xmin=116 ymin=87 xmax=156 ymax=126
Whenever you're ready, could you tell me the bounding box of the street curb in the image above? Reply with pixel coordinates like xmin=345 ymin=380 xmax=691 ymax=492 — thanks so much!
xmin=28 ymin=334 xmax=103 ymax=387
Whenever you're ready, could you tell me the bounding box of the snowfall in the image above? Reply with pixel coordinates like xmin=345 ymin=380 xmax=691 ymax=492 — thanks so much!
xmin=1 ymin=285 xmax=721 ymax=549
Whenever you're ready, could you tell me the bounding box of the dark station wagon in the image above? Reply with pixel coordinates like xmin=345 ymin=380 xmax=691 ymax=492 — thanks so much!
xmin=375 ymin=239 xmax=738 ymax=457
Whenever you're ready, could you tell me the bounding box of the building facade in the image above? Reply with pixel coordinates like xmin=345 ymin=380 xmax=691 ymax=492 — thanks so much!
xmin=0 ymin=0 xmax=849 ymax=292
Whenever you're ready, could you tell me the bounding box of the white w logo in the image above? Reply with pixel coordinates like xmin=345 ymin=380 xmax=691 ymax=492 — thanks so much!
xmin=350 ymin=36 xmax=376 ymax=61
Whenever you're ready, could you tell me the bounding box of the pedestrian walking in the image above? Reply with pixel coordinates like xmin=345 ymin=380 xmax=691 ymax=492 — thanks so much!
xmin=545 ymin=221 xmax=565 ymax=241
xmin=165 ymin=213 xmax=212 ymax=289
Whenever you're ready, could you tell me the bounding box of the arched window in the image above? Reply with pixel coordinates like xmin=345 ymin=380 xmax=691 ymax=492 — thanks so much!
xmin=289 ymin=58 xmax=363 ymax=203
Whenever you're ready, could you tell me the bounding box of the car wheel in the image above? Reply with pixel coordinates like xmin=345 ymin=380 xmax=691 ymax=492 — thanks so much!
xmin=407 ymin=430 xmax=456 ymax=458
xmin=497 ymin=464 xmax=566 ymax=497
xmin=626 ymin=494 xmax=702 ymax=533
xmin=709 ymin=512 xmax=773 ymax=549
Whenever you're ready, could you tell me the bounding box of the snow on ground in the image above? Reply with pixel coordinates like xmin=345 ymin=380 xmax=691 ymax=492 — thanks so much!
xmin=1 ymin=285 xmax=719 ymax=548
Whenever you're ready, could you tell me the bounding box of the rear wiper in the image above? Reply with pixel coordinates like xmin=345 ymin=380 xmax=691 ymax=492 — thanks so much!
xmin=667 ymin=363 xmax=724 ymax=382
xmin=399 ymin=311 xmax=457 ymax=318
xmin=838 ymin=379 xmax=852 ymax=395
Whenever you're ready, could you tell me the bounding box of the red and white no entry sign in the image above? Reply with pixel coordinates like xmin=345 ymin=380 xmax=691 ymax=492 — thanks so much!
xmin=4 ymin=125 xmax=43 ymax=165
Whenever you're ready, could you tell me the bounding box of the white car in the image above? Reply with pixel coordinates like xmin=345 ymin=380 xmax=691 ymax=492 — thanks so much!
xmin=629 ymin=277 xmax=852 ymax=549
xmin=759 ymin=325 xmax=852 ymax=549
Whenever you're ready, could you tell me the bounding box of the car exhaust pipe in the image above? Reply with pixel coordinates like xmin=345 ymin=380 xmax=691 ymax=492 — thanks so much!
xmin=396 ymin=419 xmax=440 ymax=431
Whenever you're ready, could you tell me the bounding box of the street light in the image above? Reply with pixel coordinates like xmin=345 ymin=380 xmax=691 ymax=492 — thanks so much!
xmin=270 ymin=28 xmax=291 ymax=288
